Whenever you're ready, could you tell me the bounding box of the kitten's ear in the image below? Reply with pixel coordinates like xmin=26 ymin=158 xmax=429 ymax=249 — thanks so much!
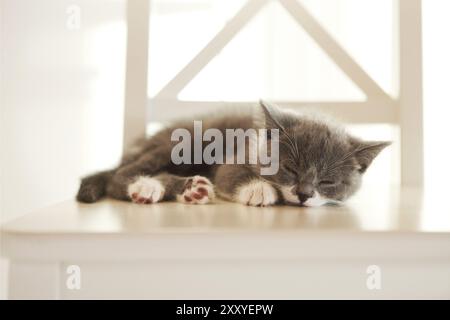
xmin=259 ymin=100 xmax=286 ymax=130
xmin=349 ymin=138 xmax=391 ymax=173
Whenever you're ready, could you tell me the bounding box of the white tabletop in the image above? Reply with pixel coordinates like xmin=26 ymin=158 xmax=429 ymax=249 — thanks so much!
xmin=2 ymin=185 xmax=450 ymax=235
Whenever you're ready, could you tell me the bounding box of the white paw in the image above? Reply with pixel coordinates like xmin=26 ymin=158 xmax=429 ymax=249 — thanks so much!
xmin=128 ymin=176 xmax=165 ymax=204
xmin=235 ymin=180 xmax=277 ymax=206
xmin=280 ymin=185 xmax=300 ymax=205
xmin=177 ymin=175 xmax=215 ymax=205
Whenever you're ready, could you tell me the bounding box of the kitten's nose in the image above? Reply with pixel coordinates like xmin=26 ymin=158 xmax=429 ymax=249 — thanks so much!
xmin=297 ymin=192 xmax=313 ymax=204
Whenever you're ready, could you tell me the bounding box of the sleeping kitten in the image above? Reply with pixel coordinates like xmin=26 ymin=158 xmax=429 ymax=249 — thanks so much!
xmin=76 ymin=101 xmax=390 ymax=207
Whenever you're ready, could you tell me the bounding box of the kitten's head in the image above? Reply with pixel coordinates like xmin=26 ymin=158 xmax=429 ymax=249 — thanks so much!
xmin=259 ymin=100 xmax=390 ymax=207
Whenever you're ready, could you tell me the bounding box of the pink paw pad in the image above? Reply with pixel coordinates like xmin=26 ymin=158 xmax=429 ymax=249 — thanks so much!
xmin=178 ymin=176 xmax=215 ymax=205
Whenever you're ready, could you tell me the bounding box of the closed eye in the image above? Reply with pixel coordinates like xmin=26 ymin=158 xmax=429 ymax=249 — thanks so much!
xmin=319 ymin=180 xmax=336 ymax=186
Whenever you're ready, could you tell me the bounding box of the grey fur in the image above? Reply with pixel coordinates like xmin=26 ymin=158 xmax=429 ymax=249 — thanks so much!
xmin=76 ymin=101 xmax=389 ymax=205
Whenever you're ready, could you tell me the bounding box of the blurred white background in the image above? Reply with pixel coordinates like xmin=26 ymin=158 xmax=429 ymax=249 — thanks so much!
xmin=1 ymin=0 xmax=450 ymax=299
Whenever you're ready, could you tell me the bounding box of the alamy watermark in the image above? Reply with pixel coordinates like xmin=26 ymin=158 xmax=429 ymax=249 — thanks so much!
xmin=366 ymin=265 xmax=381 ymax=290
xmin=171 ymin=121 xmax=279 ymax=175
xmin=66 ymin=264 xmax=81 ymax=290
xmin=66 ymin=5 xmax=81 ymax=30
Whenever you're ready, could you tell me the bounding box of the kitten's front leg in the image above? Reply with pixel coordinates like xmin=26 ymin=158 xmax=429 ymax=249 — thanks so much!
xmin=214 ymin=164 xmax=278 ymax=207
xmin=235 ymin=180 xmax=278 ymax=206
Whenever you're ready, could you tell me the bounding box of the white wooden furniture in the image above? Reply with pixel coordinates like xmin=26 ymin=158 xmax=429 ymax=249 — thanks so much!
xmin=125 ymin=0 xmax=424 ymax=186
xmin=2 ymin=186 xmax=450 ymax=299
xmin=1 ymin=0 xmax=436 ymax=300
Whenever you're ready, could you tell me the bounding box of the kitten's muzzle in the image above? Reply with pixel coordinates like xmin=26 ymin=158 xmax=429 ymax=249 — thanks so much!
xmin=295 ymin=183 xmax=314 ymax=204
xmin=297 ymin=191 xmax=313 ymax=204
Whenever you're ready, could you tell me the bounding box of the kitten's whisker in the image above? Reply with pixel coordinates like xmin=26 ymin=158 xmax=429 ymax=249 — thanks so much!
xmin=326 ymin=149 xmax=360 ymax=172
xmin=279 ymin=139 xmax=299 ymax=163
xmin=280 ymin=128 xmax=300 ymax=160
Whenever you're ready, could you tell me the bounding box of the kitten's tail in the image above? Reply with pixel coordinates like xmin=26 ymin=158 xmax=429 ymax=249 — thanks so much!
xmin=76 ymin=170 xmax=115 ymax=203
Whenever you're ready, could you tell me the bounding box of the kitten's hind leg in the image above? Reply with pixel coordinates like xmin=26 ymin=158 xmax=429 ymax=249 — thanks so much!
xmin=127 ymin=176 xmax=166 ymax=204
xmin=110 ymin=172 xmax=215 ymax=205
xmin=106 ymin=146 xmax=173 ymax=201
xmin=176 ymin=175 xmax=215 ymax=205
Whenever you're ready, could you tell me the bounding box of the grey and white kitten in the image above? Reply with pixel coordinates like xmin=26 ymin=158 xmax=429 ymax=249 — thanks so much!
xmin=77 ymin=101 xmax=390 ymax=207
